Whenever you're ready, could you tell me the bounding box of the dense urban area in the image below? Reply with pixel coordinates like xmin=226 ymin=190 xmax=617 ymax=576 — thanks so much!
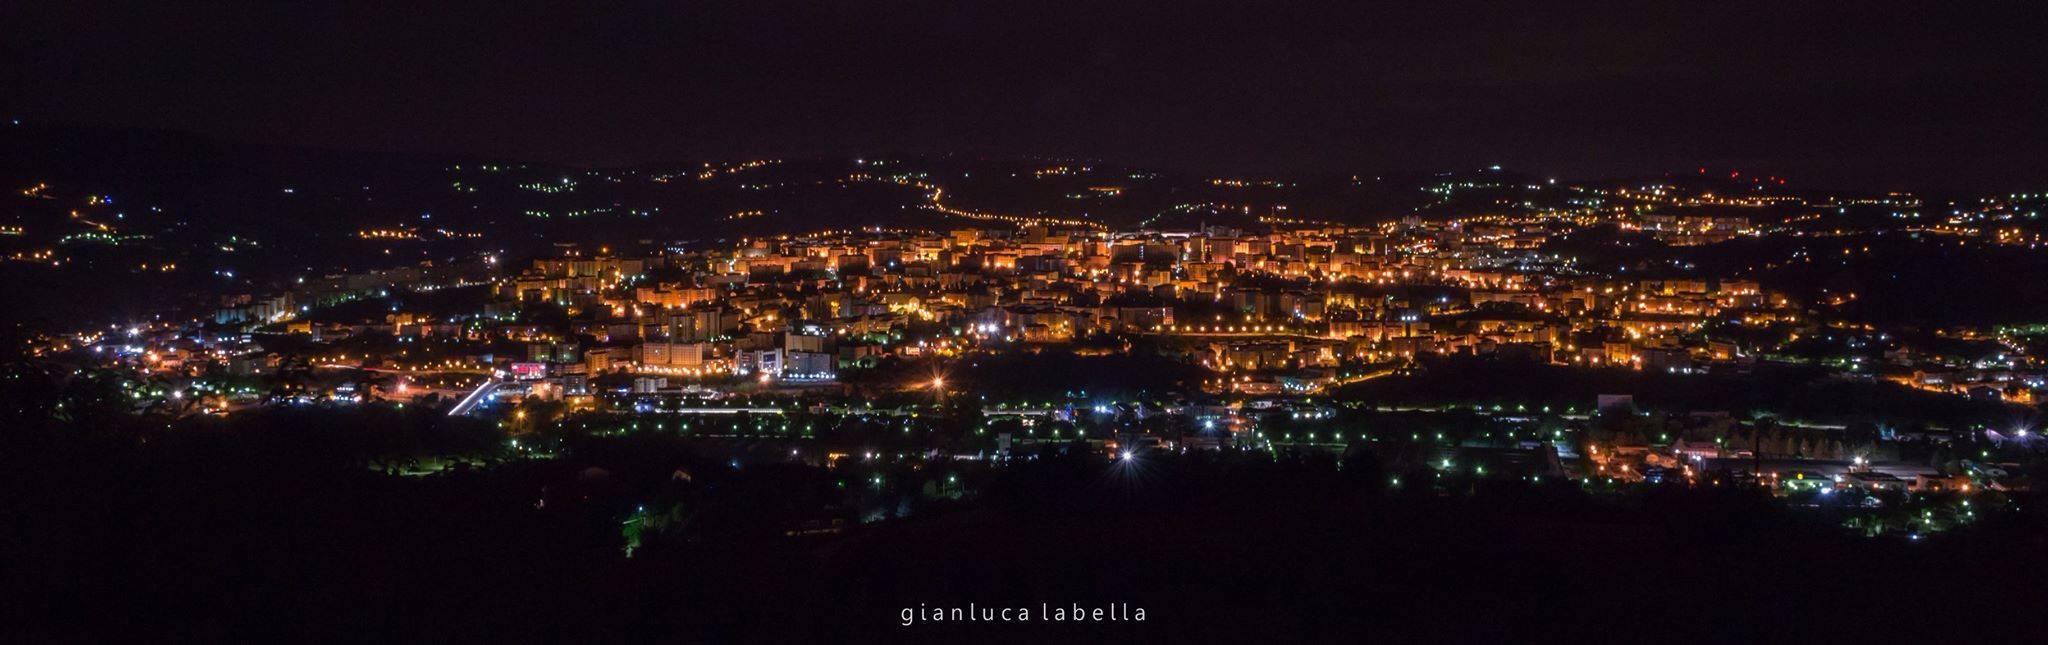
xmin=7 ymin=123 xmax=2048 ymax=639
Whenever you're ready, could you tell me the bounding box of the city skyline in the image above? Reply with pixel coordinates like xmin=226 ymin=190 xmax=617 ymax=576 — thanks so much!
xmin=8 ymin=3 xmax=2048 ymax=641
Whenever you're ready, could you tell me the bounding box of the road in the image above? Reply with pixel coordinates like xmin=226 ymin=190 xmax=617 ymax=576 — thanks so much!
xmin=447 ymin=379 xmax=499 ymax=417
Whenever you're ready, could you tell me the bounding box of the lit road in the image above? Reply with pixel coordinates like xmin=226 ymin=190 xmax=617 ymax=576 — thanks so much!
xmin=447 ymin=379 xmax=499 ymax=417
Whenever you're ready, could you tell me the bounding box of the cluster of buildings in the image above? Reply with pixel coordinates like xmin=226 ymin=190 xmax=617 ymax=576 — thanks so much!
xmin=61 ymin=204 xmax=2042 ymax=407
xmin=464 ymin=219 xmax=1800 ymax=396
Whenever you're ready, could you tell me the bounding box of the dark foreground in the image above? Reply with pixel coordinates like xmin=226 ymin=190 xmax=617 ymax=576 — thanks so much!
xmin=8 ymin=430 xmax=2048 ymax=643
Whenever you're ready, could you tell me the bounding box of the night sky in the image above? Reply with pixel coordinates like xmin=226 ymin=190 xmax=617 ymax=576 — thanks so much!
xmin=6 ymin=1 xmax=2043 ymax=191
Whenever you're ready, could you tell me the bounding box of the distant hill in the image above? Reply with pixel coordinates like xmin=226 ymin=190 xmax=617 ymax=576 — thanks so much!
xmin=0 ymin=124 xmax=1461 ymax=328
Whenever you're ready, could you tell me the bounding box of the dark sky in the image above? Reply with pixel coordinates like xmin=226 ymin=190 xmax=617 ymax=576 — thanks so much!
xmin=5 ymin=1 xmax=2044 ymax=192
